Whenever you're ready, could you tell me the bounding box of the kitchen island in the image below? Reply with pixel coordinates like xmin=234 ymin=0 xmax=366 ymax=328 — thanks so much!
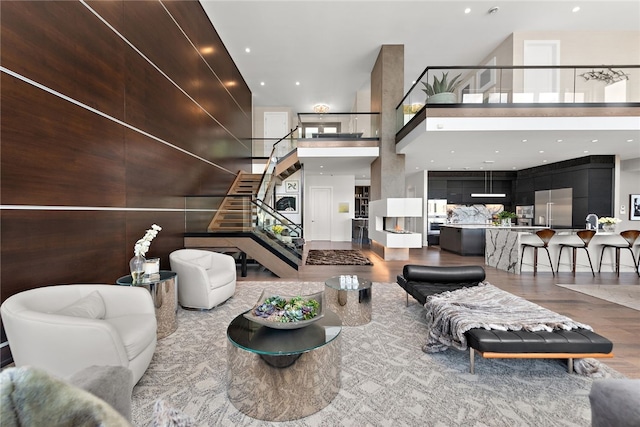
xmin=486 ymin=228 xmax=639 ymax=274
xmin=440 ymin=224 xmax=541 ymax=257
xmin=441 ymin=225 xmax=639 ymax=274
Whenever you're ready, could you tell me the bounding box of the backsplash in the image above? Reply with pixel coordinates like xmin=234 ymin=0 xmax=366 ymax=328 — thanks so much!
xmin=446 ymin=204 xmax=504 ymax=224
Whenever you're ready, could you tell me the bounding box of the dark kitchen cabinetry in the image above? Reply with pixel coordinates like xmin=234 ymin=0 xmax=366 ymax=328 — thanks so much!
xmin=439 ymin=226 xmax=485 ymax=256
xmin=354 ymin=186 xmax=369 ymax=218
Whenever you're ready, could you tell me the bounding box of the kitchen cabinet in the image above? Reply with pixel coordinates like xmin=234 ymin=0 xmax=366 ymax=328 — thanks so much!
xmin=439 ymin=226 xmax=486 ymax=256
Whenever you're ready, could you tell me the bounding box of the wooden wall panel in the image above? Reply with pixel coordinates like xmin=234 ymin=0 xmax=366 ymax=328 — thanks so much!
xmin=0 ymin=1 xmax=126 ymax=121
xmin=1 ymin=74 xmax=126 ymax=207
xmin=0 ymin=210 xmax=127 ymax=297
xmin=0 ymin=0 xmax=253 ymax=359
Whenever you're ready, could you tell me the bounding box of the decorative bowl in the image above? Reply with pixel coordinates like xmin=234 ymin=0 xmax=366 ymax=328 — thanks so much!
xmin=243 ymin=289 xmax=325 ymax=330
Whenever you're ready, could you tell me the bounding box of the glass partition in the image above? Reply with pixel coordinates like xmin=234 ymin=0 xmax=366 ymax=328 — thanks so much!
xmin=184 ymin=195 xmax=303 ymax=263
xmin=297 ymin=112 xmax=380 ymax=139
xmin=397 ymin=65 xmax=639 ymax=132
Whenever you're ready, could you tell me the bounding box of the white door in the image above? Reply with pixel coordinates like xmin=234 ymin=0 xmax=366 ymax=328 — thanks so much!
xmin=264 ymin=112 xmax=288 ymax=155
xmin=523 ymin=40 xmax=560 ymax=101
xmin=309 ymin=187 xmax=332 ymax=241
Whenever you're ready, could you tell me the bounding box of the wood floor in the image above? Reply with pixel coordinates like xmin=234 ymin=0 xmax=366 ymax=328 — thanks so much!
xmin=238 ymin=241 xmax=640 ymax=378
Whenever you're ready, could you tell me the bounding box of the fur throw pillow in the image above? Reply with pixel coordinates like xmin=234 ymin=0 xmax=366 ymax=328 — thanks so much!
xmin=0 ymin=366 xmax=132 ymax=427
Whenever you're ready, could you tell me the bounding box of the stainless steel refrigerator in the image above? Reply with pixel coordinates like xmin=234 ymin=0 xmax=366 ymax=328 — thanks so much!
xmin=534 ymin=188 xmax=573 ymax=228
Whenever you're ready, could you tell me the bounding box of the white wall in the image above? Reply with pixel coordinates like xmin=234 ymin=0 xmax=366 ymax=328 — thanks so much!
xmin=304 ymin=174 xmax=355 ymax=241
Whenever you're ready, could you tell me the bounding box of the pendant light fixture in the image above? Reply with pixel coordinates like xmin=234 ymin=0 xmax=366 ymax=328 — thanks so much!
xmin=471 ymin=170 xmax=506 ymax=197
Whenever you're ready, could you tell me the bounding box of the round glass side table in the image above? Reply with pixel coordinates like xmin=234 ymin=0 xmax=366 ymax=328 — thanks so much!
xmin=324 ymin=275 xmax=373 ymax=326
xmin=116 ymin=270 xmax=177 ymax=339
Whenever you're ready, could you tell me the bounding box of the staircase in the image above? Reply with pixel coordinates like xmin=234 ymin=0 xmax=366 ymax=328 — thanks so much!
xmin=207 ymin=172 xmax=262 ymax=232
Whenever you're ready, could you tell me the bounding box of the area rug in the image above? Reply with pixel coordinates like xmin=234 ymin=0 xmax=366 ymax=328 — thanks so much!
xmin=131 ymin=281 xmax=623 ymax=426
xmin=305 ymin=249 xmax=373 ymax=266
xmin=556 ymin=284 xmax=640 ymax=311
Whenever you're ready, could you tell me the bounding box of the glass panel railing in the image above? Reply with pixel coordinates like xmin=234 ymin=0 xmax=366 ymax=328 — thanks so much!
xmin=297 ymin=112 xmax=380 ymax=139
xmin=256 ymin=127 xmax=299 ymax=203
xmin=397 ymin=65 xmax=639 ymax=132
xmin=184 ymin=195 xmax=303 ymax=263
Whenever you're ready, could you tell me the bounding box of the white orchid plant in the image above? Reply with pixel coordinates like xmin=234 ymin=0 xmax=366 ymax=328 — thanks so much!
xmin=134 ymin=224 xmax=162 ymax=257
xmin=598 ymin=217 xmax=621 ymax=225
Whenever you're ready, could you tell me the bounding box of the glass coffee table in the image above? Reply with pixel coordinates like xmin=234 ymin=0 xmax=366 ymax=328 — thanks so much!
xmin=324 ymin=275 xmax=373 ymax=326
xmin=226 ymin=309 xmax=341 ymax=421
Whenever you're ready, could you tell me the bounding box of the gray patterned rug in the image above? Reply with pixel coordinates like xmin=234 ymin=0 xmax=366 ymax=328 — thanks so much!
xmin=131 ymin=281 xmax=623 ymax=426
xmin=305 ymin=249 xmax=373 ymax=265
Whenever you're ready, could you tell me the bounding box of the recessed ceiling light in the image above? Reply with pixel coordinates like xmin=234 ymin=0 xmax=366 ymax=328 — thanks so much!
xmin=543 ymin=160 xmax=548 ymax=163
xmin=539 ymin=150 xmax=545 ymax=153
xmin=260 ymin=81 xmax=265 ymax=86
xmin=412 ymin=80 xmax=416 ymax=84
xmin=245 ymin=47 xmax=251 ymax=53
xmin=415 ymin=167 xmax=419 ymax=169
xmin=200 ymin=46 xmax=214 ymax=55
xmin=591 ymin=139 xmax=598 ymax=143
xmin=464 ymin=8 xmax=471 ymax=14
xmin=450 ymin=150 xmax=455 ymax=154
xmin=295 ymin=81 xmax=300 ymax=86
xmin=627 ymin=139 xmax=634 ymax=142
xmin=522 ymin=139 xmax=528 ymax=143
xmin=584 ymin=150 xmax=589 ymax=153
xmin=320 ymin=165 xmax=323 ymax=168
xmin=512 ymin=166 xmax=517 ymax=170
xmin=557 ymin=139 xmax=563 ymax=143
xmin=430 ymin=160 xmax=434 ymax=163
xmin=572 ymin=6 xmax=580 ymax=13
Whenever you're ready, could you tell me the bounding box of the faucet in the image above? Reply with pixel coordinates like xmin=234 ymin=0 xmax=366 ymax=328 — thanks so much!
xmin=586 ymin=214 xmax=598 ymax=230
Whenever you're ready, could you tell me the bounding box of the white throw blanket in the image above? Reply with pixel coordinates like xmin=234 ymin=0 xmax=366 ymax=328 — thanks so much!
xmin=422 ymin=282 xmax=592 ymax=353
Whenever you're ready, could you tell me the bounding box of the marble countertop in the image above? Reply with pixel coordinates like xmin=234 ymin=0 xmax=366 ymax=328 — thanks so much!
xmin=441 ymin=224 xmax=544 ymax=230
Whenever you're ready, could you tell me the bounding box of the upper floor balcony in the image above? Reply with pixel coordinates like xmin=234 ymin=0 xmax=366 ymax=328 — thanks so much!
xmin=397 ymin=65 xmax=639 ymax=137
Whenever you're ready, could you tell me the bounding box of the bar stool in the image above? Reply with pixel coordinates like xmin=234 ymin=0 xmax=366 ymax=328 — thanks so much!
xmin=356 ymin=221 xmax=369 ymax=246
xmin=520 ymin=229 xmax=556 ymax=276
xmin=598 ymin=230 xmax=640 ymax=277
xmin=556 ymin=229 xmax=596 ymax=276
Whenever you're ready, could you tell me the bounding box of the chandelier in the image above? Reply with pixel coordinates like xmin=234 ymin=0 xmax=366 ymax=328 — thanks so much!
xmin=313 ymin=104 xmax=330 ymax=114
xmin=579 ymin=68 xmax=629 ymax=85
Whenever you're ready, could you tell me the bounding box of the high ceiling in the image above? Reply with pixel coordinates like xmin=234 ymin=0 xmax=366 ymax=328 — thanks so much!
xmin=200 ymin=1 xmax=640 ymax=176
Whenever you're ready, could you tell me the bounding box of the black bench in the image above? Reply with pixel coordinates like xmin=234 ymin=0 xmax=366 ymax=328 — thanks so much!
xmin=465 ymin=328 xmax=614 ymax=374
xmin=396 ymin=264 xmax=485 ymax=306
xmin=396 ymin=264 xmax=614 ymax=374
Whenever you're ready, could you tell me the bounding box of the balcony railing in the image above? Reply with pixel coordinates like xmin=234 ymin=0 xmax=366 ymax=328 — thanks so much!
xmin=396 ymin=65 xmax=639 ymax=132
xmin=297 ymin=112 xmax=380 ymax=139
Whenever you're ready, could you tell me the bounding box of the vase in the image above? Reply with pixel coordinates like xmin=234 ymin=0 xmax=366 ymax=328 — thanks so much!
xmin=602 ymin=223 xmax=616 ymax=233
xmin=129 ymin=255 xmax=146 ymax=283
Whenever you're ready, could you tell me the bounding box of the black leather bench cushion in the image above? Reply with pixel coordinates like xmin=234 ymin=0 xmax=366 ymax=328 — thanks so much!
xmin=465 ymin=328 xmax=613 ymax=354
xmin=397 ymin=265 xmax=486 ymax=305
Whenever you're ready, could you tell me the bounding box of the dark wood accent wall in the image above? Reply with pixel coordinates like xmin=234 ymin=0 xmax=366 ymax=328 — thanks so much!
xmin=0 ymin=0 xmax=252 ymax=361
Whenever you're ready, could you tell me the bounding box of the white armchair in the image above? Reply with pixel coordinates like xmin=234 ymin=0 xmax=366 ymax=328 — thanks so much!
xmin=0 ymin=284 xmax=156 ymax=385
xmin=169 ymin=249 xmax=236 ymax=309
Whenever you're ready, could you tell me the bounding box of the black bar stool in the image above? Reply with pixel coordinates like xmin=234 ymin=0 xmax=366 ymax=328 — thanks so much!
xmin=520 ymin=229 xmax=556 ymax=276
xmin=598 ymin=230 xmax=640 ymax=277
xmin=556 ymin=229 xmax=596 ymax=276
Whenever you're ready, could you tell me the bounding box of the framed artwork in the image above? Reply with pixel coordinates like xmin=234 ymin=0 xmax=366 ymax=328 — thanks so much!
xmin=631 ymin=194 xmax=640 ymax=220
xmin=275 ymin=194 xmax=298 ymax=213
xmin=476 ymin=57 xmax=496 ymax=93
xmin=338 ymin=202 xmax=349 ymax=213
xmin=285 ymin=180 xmax=299 ymax=193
